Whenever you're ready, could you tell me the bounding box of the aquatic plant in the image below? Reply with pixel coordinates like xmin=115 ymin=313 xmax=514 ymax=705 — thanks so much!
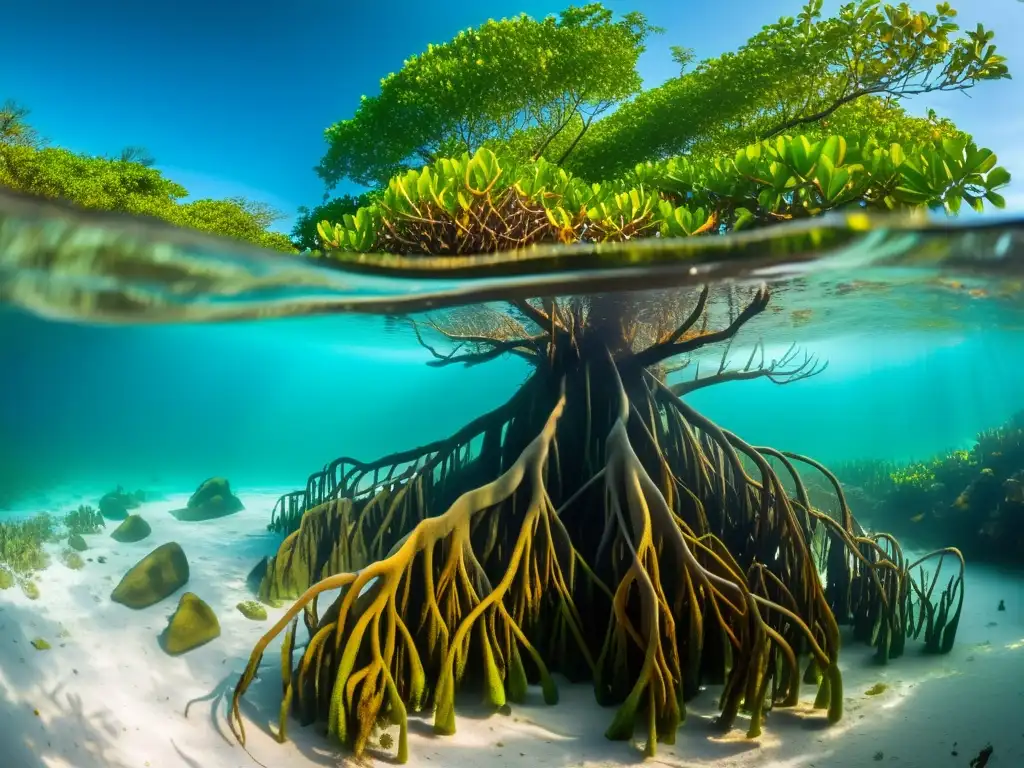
xmin=835 ymin=411 xmax=1024 ymax=563
xmin=60 ymin=549 xmax=85 ymax=570
xmin=0 ymin=513 xmax=57 ymax=574
xmin=63 ymin=504 xmax=105 ymax=536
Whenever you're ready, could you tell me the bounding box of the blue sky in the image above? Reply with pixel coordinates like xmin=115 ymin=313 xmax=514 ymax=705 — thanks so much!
xmin=1 ymin=0 xmax=1021 ymax=235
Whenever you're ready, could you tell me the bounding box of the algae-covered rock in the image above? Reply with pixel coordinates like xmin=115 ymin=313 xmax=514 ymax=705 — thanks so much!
xmin=236 ymin=600 xmax=267 ymax=621
xmin=111 ymin=542 xmax=189 ymax=609
xmin=170 ymin=477 xmax=244 ymax=522
xmin=30 ymin=637 xmax=50 ymax=650
xmin=61 ymin=550 xmax=85 ymax=570
xmin=68 ymin=533 xmax=88 ymax=551
xmin=98 ymin=486 xmax=145 ymax=521
xmin=0 ymin=568 xmax=13 ymax=589
xmin=160 ymin=592 xmax=220 ymax=654
xmin=98 ymin=492 xmax=128 ymax=521
xmin=110 ymin=514 xmax=152 ymax=543
xmin=20 ymin=579 xmax=39 ymax=600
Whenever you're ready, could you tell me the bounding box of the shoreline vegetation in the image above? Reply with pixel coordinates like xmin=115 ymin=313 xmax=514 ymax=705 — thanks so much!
xmin=1 ymin=1 xmax=1020 ymax=767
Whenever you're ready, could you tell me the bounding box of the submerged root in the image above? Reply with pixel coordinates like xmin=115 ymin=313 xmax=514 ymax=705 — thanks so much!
xmin=234 ymin=335 xmax=963 ymax=762
xmin=233 ymin=370 xmax=852 ymax=761
xmin=232 ymin=387 xmax=574 ymax=761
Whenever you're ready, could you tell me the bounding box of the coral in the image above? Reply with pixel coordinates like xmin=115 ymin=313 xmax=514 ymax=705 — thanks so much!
xmin=63 ymin=504 xmax=105 ymax=535
xmin=236 ymin=600 xmax=268 ymax=621
xmin=67 ymin=533 xmax=88 ymax=551
xmin=171 ymin=477 xmax=244 ymax=522
xmin=111 ymin=542 xmax=189 ymax=609
xmin=110 ymin=514 xmax=152 ymax=543
xmin=160 ymin=592 xmax=220 ymax=655
xmin=60 ymin=549 xmax=85 ymax=570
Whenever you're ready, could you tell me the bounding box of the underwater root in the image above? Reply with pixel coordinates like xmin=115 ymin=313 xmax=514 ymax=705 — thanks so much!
xmin=231 ymin=365 xmax=870 ymax=762
xmin=232 ymin=385 xmax=570 ymax=760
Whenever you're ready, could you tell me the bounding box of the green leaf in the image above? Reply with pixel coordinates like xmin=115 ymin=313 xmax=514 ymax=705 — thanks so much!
xmin=985 ymin=166 xmax=1011 ymax=189
xmin=984 ymin=190 xmax=1006 ymax=208
xmin=733 ymin=208 xmax=755 ymax=230
xmin=820 ymin=136 xmax=847 ymax=166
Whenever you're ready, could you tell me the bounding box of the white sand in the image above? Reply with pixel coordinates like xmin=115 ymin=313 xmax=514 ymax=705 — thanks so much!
xmin=1 ymin=489 xmax=1022 ymax=768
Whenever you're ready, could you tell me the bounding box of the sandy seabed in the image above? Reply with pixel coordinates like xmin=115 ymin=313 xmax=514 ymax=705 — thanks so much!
xmin=0 ymin=488 xmax=1022 ymax=768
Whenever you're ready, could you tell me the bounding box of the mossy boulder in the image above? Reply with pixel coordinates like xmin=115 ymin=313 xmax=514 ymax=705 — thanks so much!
xmin=170 ymin=477 xmax=244 ymax=522
xmin=68 ymin=533 xmax=88 ymax=551
xmin=110 ymin=515 xmax=152 ymax=543
xmin=98 ymin=492 xmax=128 ymax=521
xmin=0 ymin=568 xmax=13 ymax=589
xmin=160 ymin=592 xmax=220 ymax=655
xmin=236 ymin=600 xmax=267 ymax=621
xmin=111 ymin=542 xmax=189 ymax=609
xmin=98 ymin=487 xmax=145 ymax=521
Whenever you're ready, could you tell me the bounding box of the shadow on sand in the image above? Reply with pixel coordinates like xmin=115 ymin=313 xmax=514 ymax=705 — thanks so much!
xmin=0 ymin=599 xmax=132 ymax=768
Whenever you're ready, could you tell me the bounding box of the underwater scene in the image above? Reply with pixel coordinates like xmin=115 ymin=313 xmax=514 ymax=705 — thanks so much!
xmin=2 ymin=1 xmax=1024 ymax=767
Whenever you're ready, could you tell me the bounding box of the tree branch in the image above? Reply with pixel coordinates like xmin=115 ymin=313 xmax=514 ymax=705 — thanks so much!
xmin=510 ymin=298 xmax=558 ymax=332
xmin=659 ymin=285 xmax=709 ymax=345
xmin=425 ymin=337 xmax=542 ymax=368
xmin=761 ymin=86 xmax=884 ymax=140
xmin=630 ymin=284 xmax=771 ymax=370
xmin=410 ymin=319 xmax=542 ymax=367
xmin=669 ymin=341 xmax=827 ymax=395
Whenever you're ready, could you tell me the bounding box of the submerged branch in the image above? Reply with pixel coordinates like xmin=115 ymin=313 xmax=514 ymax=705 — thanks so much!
xmin=630 ymin=284 xmax=770 ymax=370
xmin=670 ymin=341 xmax=827 ymax=395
